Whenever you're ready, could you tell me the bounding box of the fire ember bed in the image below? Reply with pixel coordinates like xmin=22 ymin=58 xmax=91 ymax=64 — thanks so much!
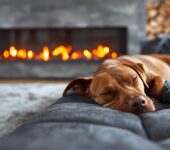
xmin=0 ymin=27 xmax=127 ymax=79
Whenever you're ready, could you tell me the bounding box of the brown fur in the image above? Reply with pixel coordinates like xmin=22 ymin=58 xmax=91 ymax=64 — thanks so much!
xmin=63 ymin=54 xmax=170 ymax=114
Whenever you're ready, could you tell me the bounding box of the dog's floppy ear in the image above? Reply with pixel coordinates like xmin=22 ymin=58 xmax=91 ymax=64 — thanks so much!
xmin=120 ymin=60 xmax=149 ymax=89
xmin=63 ymin=77 xmax=93 ymax=96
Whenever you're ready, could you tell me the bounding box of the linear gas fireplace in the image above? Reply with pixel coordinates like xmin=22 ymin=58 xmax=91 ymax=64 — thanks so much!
xmin=0 ymin=27 xmax=127 ymax=79
xmin=0 ymin=0 xmax=146 ymax=79
xmin=0 ymin=27 xmax=127 ymax=61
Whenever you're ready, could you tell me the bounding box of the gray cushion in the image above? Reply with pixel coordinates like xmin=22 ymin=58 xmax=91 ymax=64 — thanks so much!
xmin=0 ymin=93 xmax=170 ymax=150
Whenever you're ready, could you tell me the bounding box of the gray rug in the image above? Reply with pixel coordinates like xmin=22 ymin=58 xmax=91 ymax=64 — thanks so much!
xmin=0 ymin=82 xmax=66 ymax=137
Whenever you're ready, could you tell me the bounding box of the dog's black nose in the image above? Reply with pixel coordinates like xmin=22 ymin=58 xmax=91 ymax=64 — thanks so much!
xmin=129 ymin=96 xmax=147 ymax=109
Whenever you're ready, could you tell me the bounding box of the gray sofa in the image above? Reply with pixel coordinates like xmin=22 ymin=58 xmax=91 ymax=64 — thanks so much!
xmin=0 ymin=80 xmax=170 ymax=150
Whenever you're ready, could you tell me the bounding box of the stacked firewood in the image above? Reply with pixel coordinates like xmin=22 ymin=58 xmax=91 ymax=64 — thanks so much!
xmin=146 ymin=0 xmax=170 ymax=39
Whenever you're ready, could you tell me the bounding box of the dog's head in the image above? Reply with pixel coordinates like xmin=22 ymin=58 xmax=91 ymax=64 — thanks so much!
xmin=63 ymin=60 xmax=155 ymax=114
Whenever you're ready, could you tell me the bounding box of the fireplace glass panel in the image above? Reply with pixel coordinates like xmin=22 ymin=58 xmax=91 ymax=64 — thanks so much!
xmin=0 ymin=27 xmax=127 ymax=61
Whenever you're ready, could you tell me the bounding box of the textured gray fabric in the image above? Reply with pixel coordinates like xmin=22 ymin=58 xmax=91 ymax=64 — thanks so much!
xmin=141 ymin=109 xmax=170 ymax=141
xmin=159 ymin=138 xmax=170 ymax=149
xmin=29 ymin=102 xmax=146 ymax=136
xmin=0 ymin=89 xmax=170 ymax=150
xmin=0 ymin=123 xmax=163 ymax=150
xmin=161 ymin=80 xmax=170 ymax=103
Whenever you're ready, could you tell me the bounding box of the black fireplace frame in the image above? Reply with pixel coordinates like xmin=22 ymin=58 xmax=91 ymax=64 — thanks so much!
xmin=0 ymin=27 xmax=127 ymax=79
xmin=0 ymin=27 xmax=127 ymax=59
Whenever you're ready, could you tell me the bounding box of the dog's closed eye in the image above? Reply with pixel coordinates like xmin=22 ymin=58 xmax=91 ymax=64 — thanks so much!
xmin=132 ymin=75 xmax=138 ymax=82
xmin=124 ymin=76 xmax=138 ymax=86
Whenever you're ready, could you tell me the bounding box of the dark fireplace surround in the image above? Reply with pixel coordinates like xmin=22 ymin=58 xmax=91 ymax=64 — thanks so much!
xmin=0 ymin=0 xmax=146 ymax=79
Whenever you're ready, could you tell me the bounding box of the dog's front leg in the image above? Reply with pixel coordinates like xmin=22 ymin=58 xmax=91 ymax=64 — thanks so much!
xmin=149 ymin=76 xmax=165 ymax=99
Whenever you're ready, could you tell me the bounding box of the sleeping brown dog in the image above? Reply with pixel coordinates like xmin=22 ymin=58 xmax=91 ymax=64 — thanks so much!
xmin=63 ymin=54 xmax=170 ymax=114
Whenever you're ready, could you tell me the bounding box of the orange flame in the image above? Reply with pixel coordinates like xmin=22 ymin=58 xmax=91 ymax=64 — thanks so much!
xmin=83 ymin=49 xmax=92 ymax=60
xmin=17 ymin=49 xmax=27 ymax=59
xmin=52 ymin=45 xmax=71 ymax=61
xmin=62 ymin=53 xmax=69 ymax=61
xmin=0 ymin=45 xmax=118 ymax=61
xmin=27 ymin=50 xmax=34 ymax=59
xmin=111 ymin=52 xmax=117 ymax=58
xmin=71 ymin=52 xmax=79 ymax=60
xmin=9 ymin=46 xmax=17 ymax=57
xmin=3 ymin=50 xmax=10 ymax=59
xmin=42 ymin=46 xmax=50 ymax=61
